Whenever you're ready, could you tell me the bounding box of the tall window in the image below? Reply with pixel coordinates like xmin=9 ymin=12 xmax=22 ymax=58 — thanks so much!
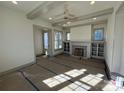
xmin=94 ymin=28 xmax=104 ymax=41
xmin=66 ymin=32 xmax=70 ymax=41
xmin=55 ymin=31 xmax=62 ymax=50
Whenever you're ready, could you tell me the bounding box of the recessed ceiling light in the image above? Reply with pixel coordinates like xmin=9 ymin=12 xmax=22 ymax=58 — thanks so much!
xmin=90 ymin=1 xmax=95 ymax=5
xmin=93 ymin=18 xmax=96 ymax=20
xmin=49 ymin=17 xmax=52 ymax=20
xmin=12 ymin=1 xmax=18 ymax=5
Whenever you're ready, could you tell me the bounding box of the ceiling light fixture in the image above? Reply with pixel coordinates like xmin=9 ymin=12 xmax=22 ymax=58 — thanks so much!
xmin=93 ymin=18 xmax=96 ymax=20
xmin=49 ymin=17 xmax=52 ymax=20
xmin=12 ymin=1 xmax=18 ymax=5
xmin=90 ymin=0 xmax=95 ymax=5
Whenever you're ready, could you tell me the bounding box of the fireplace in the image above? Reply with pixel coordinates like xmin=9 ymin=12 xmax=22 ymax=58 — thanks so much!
xmin=70 ymin=41 xmax=91 ymax=58
xmin=72 ymin=45 xmax=87 ymax=57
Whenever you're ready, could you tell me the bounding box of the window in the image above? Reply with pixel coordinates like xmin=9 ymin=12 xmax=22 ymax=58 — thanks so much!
xmin=94 ymin=28 xmax=104 ymax=41
xmin=55 ymin=31 xmax=62 ymax=50
xmin=43 ymin=32 xmax=48 ymax=49
xmin=66 ymin=32 xmax=70 ymax=41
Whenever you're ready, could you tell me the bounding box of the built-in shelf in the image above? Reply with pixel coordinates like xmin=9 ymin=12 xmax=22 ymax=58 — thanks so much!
xmin=91 ymin=41 xmax=104 ymax=59
xmin=63 ymin=41 xmax=70 ymax=54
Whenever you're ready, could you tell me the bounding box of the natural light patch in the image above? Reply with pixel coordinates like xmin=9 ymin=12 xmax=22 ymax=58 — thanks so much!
xmin=74 ymin=81 xmax=91 ymax=90
xmin=47 ymin=80 xmax=60 ymax=88
xmin=102 ymin=83 xmax=118 ymax=91
xmin=86 ymin=77 xmax=102 ymax=86
xmin=59 ymin=81 xmax=91 ymax=91
xmin=43 ymin=74 xmax=71 ymax=88
xmin=65 ymin=69 xmax=84 ymax=78
xmin=60 ymin=86 xmax=73 ymax=91
xmin=80 ymin=69 xmax=87 ymax=72
xmin=58 ymin=74 xmax=71 ymax=80
xmin=80 ymin=74 xmax=94 ymax=82
xmin=80 ymin=74 xmax=103 ymax=86
xmin=117 ymin=88 xmax=124 ymax=91
xmin=45 ymin=51 xmax=48 ymax=55
xmin=96 ymin=73 xmax=104 ymax=78
xmin=43 ymin=78 xmax=53 ymax=83
xmin=75 ymin=87 xmax=87 ymax=91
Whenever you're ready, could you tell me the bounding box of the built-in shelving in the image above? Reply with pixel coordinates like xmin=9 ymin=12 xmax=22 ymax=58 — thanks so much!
xmin=91 ymin=41 xmax=104 ymax=59
xmin=63 ymin=41 xmax=70 ymax=54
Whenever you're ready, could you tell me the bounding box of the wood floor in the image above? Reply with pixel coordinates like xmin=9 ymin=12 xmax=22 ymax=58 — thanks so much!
xmin=0 ymin=54 xmax=122 ymax=91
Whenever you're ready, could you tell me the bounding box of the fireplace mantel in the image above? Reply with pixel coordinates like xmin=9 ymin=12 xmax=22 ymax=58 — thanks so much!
xmin=71 ymin=41 xmax=91 ymax=43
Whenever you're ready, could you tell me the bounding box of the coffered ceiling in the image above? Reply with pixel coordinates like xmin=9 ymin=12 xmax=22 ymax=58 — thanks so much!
xmin=0 ymin=1 xmax=121 ymax=27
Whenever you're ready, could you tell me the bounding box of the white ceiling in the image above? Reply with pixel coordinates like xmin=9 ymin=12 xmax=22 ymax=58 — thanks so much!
xmin=0 ymin=1 xmax=117 ymax=16
xmin=0 ymin=1 xmax=44 ymax=13
xmin=42 ymin=1 xmax=117 ymax=19
xmin=0 ymin=1 xmax=119 ymax=27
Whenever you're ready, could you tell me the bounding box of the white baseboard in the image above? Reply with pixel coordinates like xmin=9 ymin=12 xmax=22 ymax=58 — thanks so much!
xmin=0 ymin=61 xmax=36 ymax=77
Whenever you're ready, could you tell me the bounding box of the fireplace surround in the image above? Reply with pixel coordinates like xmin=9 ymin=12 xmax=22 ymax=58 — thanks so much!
xmin=70 ymin=41 xmax=91 ymax=58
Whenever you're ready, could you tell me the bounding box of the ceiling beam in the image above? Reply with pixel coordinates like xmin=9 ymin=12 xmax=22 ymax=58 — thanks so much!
xmin=53 ymin=8 xmax=113 ymax=25
xmin=27 ymin=1 xmax=48 ymax=19
xmin=67 ymin=20 xmax=107 ymax=28
xmin=115 ymin=1 xmax=124 ymax=14
xmin=27 ymin=1 xmax=64 ymax=20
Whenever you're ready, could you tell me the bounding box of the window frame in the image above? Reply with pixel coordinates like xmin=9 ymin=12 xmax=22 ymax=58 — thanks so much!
xmin=54 ymin=31 xmax=63 ymax=50
xmin=93 ymin=28 xmax=104 ymax=41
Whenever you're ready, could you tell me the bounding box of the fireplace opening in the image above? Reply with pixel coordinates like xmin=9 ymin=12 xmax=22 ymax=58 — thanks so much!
xmin=74 ymin=48 xmax=84 ymax=56
xmin=72 ymin=46 xmax=87 ymax=58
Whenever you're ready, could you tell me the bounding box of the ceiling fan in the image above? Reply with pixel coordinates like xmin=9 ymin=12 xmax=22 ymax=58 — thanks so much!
xmin=63 ymin=2 xmax=76 ymax=20
xmin=52 ymin=2 xmax=77 ymax=22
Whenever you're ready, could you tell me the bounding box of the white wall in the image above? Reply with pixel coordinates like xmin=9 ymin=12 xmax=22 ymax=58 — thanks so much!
xmin=105 ymin=14 xmax=115 ymax=70
xmin=112 ymin=3 xmax=124 ymax=75
xmin=105 ymin=2 xmax=124 ymax=76
xmin=120 ymin=19 xmax=124 ymax=75
xmin=70 ymin=25 xmax=91 ymax=42
xmin=0 ymin=6 xmax=51 ymax=73
xmin=70 ymin=24 xmax=107 ymax=42
xmin=0 ymin=6 xmax=34 ymax=73
xmin=33 ymin=26 xmax=43 ymax=56
xmin=112 ymin=14 xmax=123 ymax=73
